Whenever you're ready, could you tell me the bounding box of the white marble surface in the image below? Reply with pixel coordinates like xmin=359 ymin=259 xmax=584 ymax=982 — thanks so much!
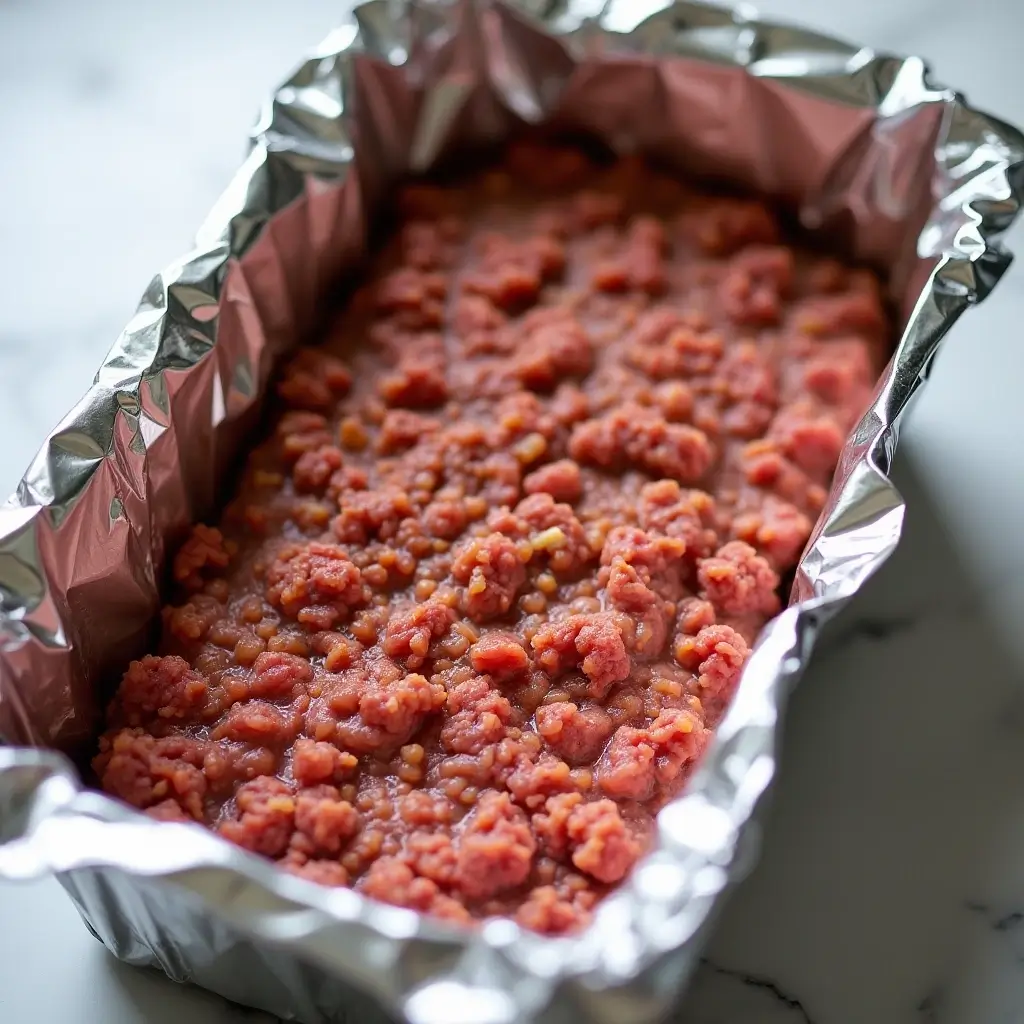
xmin=3 ymin=0 xmax=1024 ymax=1022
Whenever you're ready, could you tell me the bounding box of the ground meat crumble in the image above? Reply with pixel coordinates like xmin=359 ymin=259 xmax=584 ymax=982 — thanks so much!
xmin=94 ymin=140 xmax=887 ymax=936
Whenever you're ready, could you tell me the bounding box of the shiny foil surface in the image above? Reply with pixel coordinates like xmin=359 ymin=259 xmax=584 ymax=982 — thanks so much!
xmin=2 ymin=2 xmax=1023 ymax=1022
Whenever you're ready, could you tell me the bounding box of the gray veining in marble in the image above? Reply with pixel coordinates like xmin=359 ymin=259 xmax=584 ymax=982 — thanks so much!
xmin=3 ymin=1 xmax=1024 ymax=1022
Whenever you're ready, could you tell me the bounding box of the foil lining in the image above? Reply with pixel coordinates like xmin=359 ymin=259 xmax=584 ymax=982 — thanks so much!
xmin=2 ymin=2 xmax=1023 ymax=1022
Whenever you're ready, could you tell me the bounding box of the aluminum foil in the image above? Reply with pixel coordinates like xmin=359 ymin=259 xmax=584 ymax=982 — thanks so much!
xmin=2 ymin=2 xmax=1023 ymax=1022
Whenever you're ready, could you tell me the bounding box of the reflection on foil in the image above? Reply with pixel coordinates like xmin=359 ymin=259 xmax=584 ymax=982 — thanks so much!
xmin=1 ymin=2 xmax=1022 ymax=1022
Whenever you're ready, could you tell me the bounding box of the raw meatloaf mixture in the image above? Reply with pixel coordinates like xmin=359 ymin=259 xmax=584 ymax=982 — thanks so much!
xmin=95 ymin=140 xmax=887 ymax=934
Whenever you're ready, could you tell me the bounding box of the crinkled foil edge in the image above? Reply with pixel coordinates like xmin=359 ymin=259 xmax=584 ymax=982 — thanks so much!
xmin=3 ymin=2 xmax=1024 ymax=1022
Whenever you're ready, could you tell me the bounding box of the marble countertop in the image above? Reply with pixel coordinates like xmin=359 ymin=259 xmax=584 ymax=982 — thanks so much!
xmin=3 ymin=1 xmax=1024 ymax=1022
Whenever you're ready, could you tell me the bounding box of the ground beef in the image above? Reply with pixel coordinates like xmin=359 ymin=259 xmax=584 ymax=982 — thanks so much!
xmin=638 ymin=481 xmax=719 ymax=564
xmin=505 ymin=751 xmax=574 ymax=809
xmin=249 ymin=652 xmax=313 ymax=700
xmin=292 ymin=738 xmax=358 ymax=787
xmin=450 ymin=532 xmax=529 ymax=621
xmin=218 ymin=776 xmax=297 ymax=857
xmin=515 ymin=881 xmax=595 ymax=935
xmin=696 ymin=541 xmax=780 ymax=617
xmin=96 ymin=140 xmax=887 ymax=936
xmin=535 ymin=702 xmax=613 ymax=764
xmin=454 ymin=792 xmax=536 ymax=899
xmin=523 ymin=459 xmax=582 ymax=503
xmin=531 ymin=614 xmax=632 ymax=698
xmin=359 ymin=856 xmax=470 ymax=923
xmin=383 ymin=600 xmax=456 ymax=669
xmin=285 ymin=859 xmax=351 ymax=887
xmin=597 ymin=707 xmax=708 ymax=801
xmin=265 ymin=542 xmax=369 ymax=628
xmin=469 ymin=631 xmax=530 ymax=679
xmin=110 ymin=654 xmax=209 ymax=727
xmin=95 ymin=729 xmax=209 ymax=819
xmin=569 ymin=404 xmax=714 ymax=483
xmin=674 ymin=623 xmax=751 ymax=709
xmin=564 ymin=798 xmax=642 ymax=883
xmin=173 ymin=525 xmax=233 ymax=591
xmin=440 ymin=676 xmax=513 ymax=755
xmin=292 ymin=785 xmax=361 ymax=855
xmin=357 ymin=671 xmax=446 ymax=738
